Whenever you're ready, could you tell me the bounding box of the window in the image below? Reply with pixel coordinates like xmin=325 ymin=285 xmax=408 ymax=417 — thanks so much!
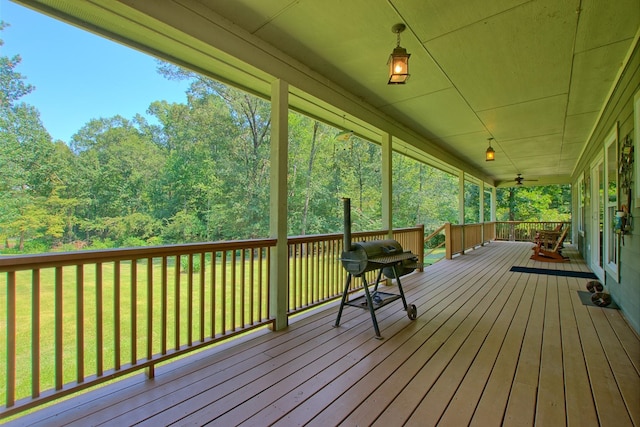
xmin=634 ymin=90 xmax=640 ymax=207
xmin=577 ymin=174 xmax=584 ymax=234
xmin=604 ymin=125 xmax=619 ymax=280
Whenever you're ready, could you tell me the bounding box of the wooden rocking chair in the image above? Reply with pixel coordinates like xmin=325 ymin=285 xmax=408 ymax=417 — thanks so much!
xmin=531 ymin=226 xmax=570 ymax=262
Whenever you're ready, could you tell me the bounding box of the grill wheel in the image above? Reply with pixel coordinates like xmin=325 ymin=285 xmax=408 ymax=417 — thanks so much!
xmin=407 ymin=304 xmax=417 ymax=320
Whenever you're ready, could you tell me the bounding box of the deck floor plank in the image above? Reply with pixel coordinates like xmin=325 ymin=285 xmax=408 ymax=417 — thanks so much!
xmin=6 ymin=241 xmax=639 ymax=427
xmin=603 ymin=309 xmax=640 ymax=375
xmin=570 ymin=291 xmax=635 ymax=427
xmin=557 ymin=275 xmax=600 ymax=426
xmin=403 ymin=270 xmax=521 ymax=426
xmin=468 ymin=272 xmax=538 ymax=427
xmin=587 ymin=303 xmax=640 ymax=425
xmin=370 ymin=246 xmax=523 ymax=426
xmin=435 ymin=272 xmax=531 ymax=426
xmin=502 ymin=273 xmax=547 ymax=427
xmin=535 ymin=276 xmax=567 ymax=426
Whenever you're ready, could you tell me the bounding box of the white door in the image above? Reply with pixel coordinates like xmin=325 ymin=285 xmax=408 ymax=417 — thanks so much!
xmin=590 ymin=156 xmax=604 ymax=280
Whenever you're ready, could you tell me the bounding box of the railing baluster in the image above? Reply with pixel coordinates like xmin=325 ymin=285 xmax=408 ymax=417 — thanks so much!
xmin=96 ymin=263 xmax=103 ymax=376
xmin=76 ymin=265 xmax=84 ymax=383
xmin=241 ymin=249 xmax=246 ymax=328
xmin=266 ymin=247 xmax=271 ymax=318
xmin=304 ymin=242 xmax=315 ymax=305
xmin=211 ymin=251 xmax=216 ymax=337
xmin=321 ymin=241 xmax=326 ymax=300
xmin=221 ymin=251 xmax=226 ymax=335
xmin=258 ymin=248 xmax=263 ymax=321
xmin=55 ymin=267 xmax=63 ymax=390
xmin=298 ymin=244 xmax=304 ymax=307
xmin=114 ymin=261 xmax=121 ymax=371
xmin=315 ymin=242 xmax=320 ymax=302
xmin=147 ymin=258 xmax=153 ymax=361
xmin=132 ymin=260 xmax=138 ymax=365
xmin=187 ymin=253 xmax=193 ymax=346
xmin=32 ymin=270 xmax=40 ymax=398
xmin=289 ymin=245 xmax=296 ymax=311
xmin=305 ymin=242 xmax=311 ymax=306
xmin=199 ymin=253 xmax=205 ymax=343
xmin=6 ymin=271 xmax=16 ymax=407
xmin=231 ymin=251 xmax=237 ymax=331
xmin=174 ymin=256 xmax=180 ymax=351
xmin=161 ymin=257 xmax=167 ymax=355
xmin=249 ymin=249 xmax=255 ymax=325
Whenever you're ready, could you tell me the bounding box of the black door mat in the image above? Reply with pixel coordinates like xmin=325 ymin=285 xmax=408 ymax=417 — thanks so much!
xmin=577 ymin=291 xmax=619 ymax=309
xmin=510 ymin=266 xmax=597 ymax=279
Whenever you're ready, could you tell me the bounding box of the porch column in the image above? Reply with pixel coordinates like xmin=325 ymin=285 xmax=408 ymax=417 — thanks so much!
xmin=381 ymin=132 xmax=392 ymax=237
xmin=479 ymin=181 xmax=485 ymax=244
xmin=479 ymin=181 xmax=485 ymax=223
xmin=491 ymin=186 xmax=497 ymax=222
xmin=458 ymin=171 xmax=465 ymax=224
xmin=269 ymin=79 xmax=288 ymax=331
xmin=458 ymin=171 xmax=465 ymax=253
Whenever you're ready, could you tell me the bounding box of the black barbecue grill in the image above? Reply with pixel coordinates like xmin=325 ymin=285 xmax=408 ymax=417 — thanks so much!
xmin=335 ymin=198 xmax=419 ymax=339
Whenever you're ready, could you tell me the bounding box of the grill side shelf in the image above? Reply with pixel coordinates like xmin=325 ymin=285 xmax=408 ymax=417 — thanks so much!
xmin=366 ymin=252 xmax=417 ymax=264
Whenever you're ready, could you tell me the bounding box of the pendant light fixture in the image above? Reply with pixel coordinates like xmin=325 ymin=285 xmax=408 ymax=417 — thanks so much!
xmin=485 ymin=137 xmax=496 ymax=161
xmin=388 ymin=23 xmax=410 ymax=84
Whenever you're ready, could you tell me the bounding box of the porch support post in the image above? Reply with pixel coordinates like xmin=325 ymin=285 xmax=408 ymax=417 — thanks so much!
xmin=458 ymin=171 xmax=465 ymax=253
xmin=381 ymin=132 xmax=392 ymax=237
xmin=491 ymin=187 xmax=497 ymax=222
xmin=479 ymin=181 xmax=485 ymax=244
xmin=479 ymin=181 xmax=485 ymax=223
xmin=269 ymin=79 xmax=288 ymax=331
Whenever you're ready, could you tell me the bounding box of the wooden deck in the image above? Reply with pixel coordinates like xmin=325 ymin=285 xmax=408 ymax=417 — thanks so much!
xmin=7 ymin=241 xmax=640 ymax=427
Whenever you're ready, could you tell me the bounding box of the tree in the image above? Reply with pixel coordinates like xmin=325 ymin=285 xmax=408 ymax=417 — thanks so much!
xmin=70 ymin=116 xmax=164 ymax=243
xmin=0 ymin=22 xmax=76 ymax=250
xmin=156 ymin=63 xmax=272 ymax=239
xmin=496 ymin=185 xmax=571 ymax=221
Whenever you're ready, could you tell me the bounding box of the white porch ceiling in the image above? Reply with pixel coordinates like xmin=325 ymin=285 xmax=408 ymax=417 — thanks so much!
xmin=18 ymin=0 xmax=640 ymax=187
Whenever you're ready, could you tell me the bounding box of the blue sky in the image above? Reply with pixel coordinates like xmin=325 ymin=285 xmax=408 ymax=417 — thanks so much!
xmin=1 ymin=0 xmax=190 ymax=143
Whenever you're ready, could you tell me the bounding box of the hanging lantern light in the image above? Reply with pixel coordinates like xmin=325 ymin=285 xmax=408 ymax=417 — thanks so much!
xmin=388 ymin=23 xmax=410 ymax=84
xmin=486 ymin=137 xmax=496 ymax=161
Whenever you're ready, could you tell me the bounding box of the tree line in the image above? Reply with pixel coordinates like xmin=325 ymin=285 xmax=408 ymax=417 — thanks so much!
xmin=0 ymin=25 xmax=569 ymax=253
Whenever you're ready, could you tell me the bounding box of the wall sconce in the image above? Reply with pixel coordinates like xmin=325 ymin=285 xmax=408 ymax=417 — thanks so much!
xmin=485 ymin=137 xmax=495 ymax=161
xmin=388 ymin=23 xmax=410 ymax=84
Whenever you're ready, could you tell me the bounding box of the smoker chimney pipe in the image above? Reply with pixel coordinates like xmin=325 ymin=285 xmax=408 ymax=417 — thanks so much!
xmin=343 ymin=197 xmax=353 ymax=252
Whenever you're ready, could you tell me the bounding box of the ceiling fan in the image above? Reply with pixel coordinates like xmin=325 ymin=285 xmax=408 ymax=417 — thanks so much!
xmin=514 ymin=174 xmax=538 ymax=185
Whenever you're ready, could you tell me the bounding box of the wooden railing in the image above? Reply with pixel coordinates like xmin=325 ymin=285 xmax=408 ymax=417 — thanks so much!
xmin=0 ymin=225 xmax=424 ymax=417
xmin=494 ymin=221 xmax=571 ymax=243
xmin=0 ymin=240 xmax=275 ymax=417
xmin=442 ymin=221 xmax=571 ymax=260
xmin=445 ymin=222 xmax=495 ymax=259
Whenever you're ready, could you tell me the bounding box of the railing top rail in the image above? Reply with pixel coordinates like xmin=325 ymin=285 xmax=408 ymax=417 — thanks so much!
xmin=0 ymin=238 xmax=278 ymax=272
xmin=0 ymin=226 xmax=427 ymax=272
xmin=286 ymin=226 xmax=423 ymax=244
xmin=496 ymin=221 xmax=570 ymax=224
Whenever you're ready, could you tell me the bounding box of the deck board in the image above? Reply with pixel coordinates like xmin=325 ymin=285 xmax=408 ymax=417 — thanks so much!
xmin=557 ymin=275 xmax=600 ymax=427
xmin=7 ymin=241 xmax=639 ymax=427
